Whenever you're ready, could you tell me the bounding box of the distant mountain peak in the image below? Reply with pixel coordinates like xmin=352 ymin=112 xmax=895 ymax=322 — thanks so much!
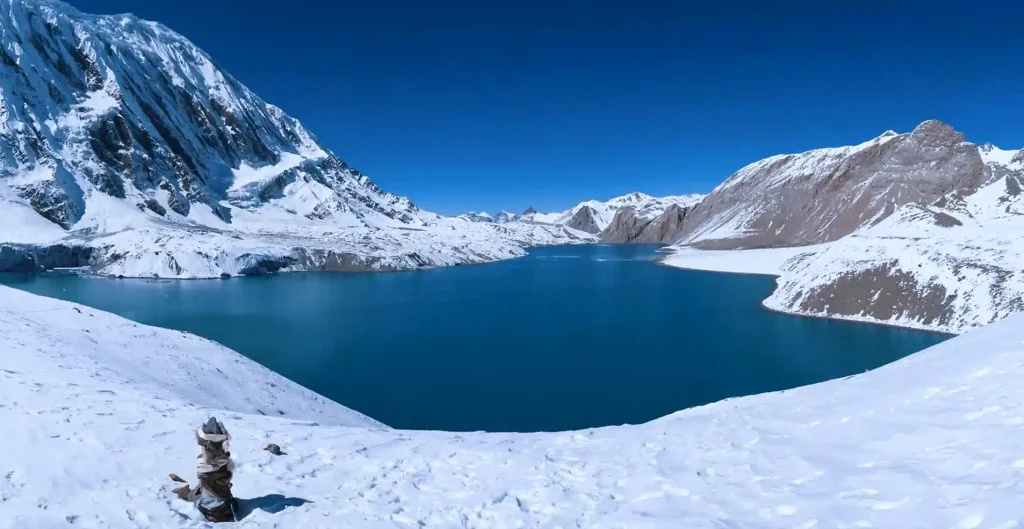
xmin=910 ymin=119 xmax=961 ymax=142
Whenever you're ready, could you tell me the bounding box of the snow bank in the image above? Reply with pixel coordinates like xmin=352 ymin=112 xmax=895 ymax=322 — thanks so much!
xmin=661 ymin=244 xmax=828 ymax=276
xmin=0 ymin=286 xmax=379 ymax=428
xmin=2 ymin=286 xmax=1024 ymax=528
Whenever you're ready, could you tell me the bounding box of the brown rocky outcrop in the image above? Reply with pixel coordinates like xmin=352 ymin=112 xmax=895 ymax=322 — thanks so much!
xmin=673 ymin=120 xmax=989 ymax=249
xmin=601 ymin=203 xmax=698 ymax=243
xmin=564 ymin=205 xmax=601 ymax=234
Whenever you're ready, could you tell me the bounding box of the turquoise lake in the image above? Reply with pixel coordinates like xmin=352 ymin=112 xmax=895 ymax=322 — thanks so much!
xmin=0 ymin=244 xmax=949 ymax=432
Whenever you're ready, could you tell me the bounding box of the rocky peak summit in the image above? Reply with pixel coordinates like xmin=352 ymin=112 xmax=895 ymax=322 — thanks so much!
xmin=908 ymin=119 xmax=965 ymax=145
xmin=673 ymin=119 xmax=989 ymax=249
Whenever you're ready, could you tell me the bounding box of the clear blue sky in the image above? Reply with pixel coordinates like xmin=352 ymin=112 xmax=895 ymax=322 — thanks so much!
xmin=68 ymin=0 xmax=1024 ymax=215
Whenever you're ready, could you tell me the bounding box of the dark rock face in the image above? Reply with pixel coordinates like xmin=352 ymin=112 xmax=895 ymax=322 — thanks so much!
xmin=237 ymin=254 xmax=297 ymax=276
xmin=789 ymin=263 xmax=958 ymax=329
xmin=564 ymin=206 xmax=601 ymax=234
xmin=1005 ymin=173 xmax=1022 ymax=198
xmin=143 ymin=198 xmax=167 ymax=216
xmin=521 ymin=207 xmax=538 ymax=216
xmin=600 ymin=203 xmax=697 ymax=244
xmin=292 ymin=249 xmax=400 ymax=272
xmin=0 ymin=243 xmax=94 ymax=272
xmin=674 ymin=121 xmax=989 ymax=249
xmin=600 ymin=207 xmax=646 ymax=243
xmin=637 ymin=204 xmax=693 ymax=243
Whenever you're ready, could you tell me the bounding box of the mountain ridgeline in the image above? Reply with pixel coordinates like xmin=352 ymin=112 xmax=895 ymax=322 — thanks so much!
xmin=495 ymin=192 xmax=706 ymax=244
xmin=666 ymin=121 xmax=1024 ymax=334
xmin=672 ymin=120 xmax=996 ymax=249
xmin=0 ymin=0 xmax=428 ymax=229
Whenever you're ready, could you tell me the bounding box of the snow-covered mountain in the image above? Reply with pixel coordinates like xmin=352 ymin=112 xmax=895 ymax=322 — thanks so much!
xmin=521 ymin=192 xmax=705 ymax=235
xmin=763 ymin=168 xmax=1024 ymax=334
xmin=665 ymin=120 xmax=1024 ymax=334
xmin=492 ymin=210 xmax=518 ymax=223
xmin=451 ymin=209 xmax=597 ymax=246
xmin=451 ymin=193 xmax=705 ymax=247
xmin=601 ymin=193 xmax=705 ymax=243
xmin=0 ymin=0 xmax=525 ymax=277
xmin=5 ymin=283 xmax=1024 ymax=527
xmin=456 ymin=210 xmax=519 ymax=224
xmin=457 ymin=211 xmax=494 ymax=223
xmin=674 ymin=121 xmax=988 ymax=250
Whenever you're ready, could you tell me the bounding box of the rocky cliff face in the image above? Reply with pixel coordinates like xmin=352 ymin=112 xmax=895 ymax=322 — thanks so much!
xmin=674 ymin=121 xmax=989 ymax=249
xmin=601 ymin=200 xmax=702 ymax=243
xmin=521 ymin=192 xmax=705 ymax=241
xmin=0 ymin=0 xmax=526 ymax=276
xmin=564 ymin=205 xmax=600 ymax=234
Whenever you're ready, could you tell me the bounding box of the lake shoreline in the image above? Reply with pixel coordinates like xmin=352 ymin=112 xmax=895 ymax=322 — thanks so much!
xmin=1 ymin=244 xmax=947 ymax=432
xmin=655 ymin=250 xmax=958 ymax=337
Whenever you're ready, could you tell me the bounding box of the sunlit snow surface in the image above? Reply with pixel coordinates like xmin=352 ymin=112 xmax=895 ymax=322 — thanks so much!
xmin=2 ymin=285 xmax=1023 ymax=528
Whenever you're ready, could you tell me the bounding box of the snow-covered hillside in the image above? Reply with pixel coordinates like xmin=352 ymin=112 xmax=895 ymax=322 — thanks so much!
xmin=521 ymin=192 xmax=704 ymax=235
xmin=449 ymin=193 xmax=703 ymax=247
xmin=0 ymin=0 xmax=528 ymax=277
xmin=600 ymin=193 xmax=705 ymax=243
xmin=761 ymin=172 xmax=1024 ymax=334
xmin=662 ymin=121 xmax=1024 ymax=334
xmin=451 ymin=210 xmax=597 ymax=247
xmin=4 ymin=284 xmax=1024 ymax=528
xmin=674 ymin=121 xmax=988 ymax=250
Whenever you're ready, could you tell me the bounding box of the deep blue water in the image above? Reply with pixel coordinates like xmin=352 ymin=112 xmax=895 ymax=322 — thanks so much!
xmin=0 ymin=244 xmax=948 ymax=432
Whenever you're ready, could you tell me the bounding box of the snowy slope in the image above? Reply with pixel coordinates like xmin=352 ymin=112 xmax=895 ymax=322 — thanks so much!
xmin=0 ymin=0 xmax=526 ymax=277
xmin=521 ymin=192 xmax=704 ymax=234
xmin=659 ymin=122 xmax=1024 ymax=334
xmin=664 ymin=172 xmax=1024 ymax=334
xmin=762 ymin=173 xmax=1024 ymax=334
xmin=979 ymin=144 xmax=1023 ymax=172
xmin=457 ymin=211 xmax=495 ymax=223
xmin=662 ymin=244 xmax=826 ymax=276
xmin=482 ymin=220 xmax=597 ymax=247
xmin=4 ymin=285 xmax=1024 ymax=528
